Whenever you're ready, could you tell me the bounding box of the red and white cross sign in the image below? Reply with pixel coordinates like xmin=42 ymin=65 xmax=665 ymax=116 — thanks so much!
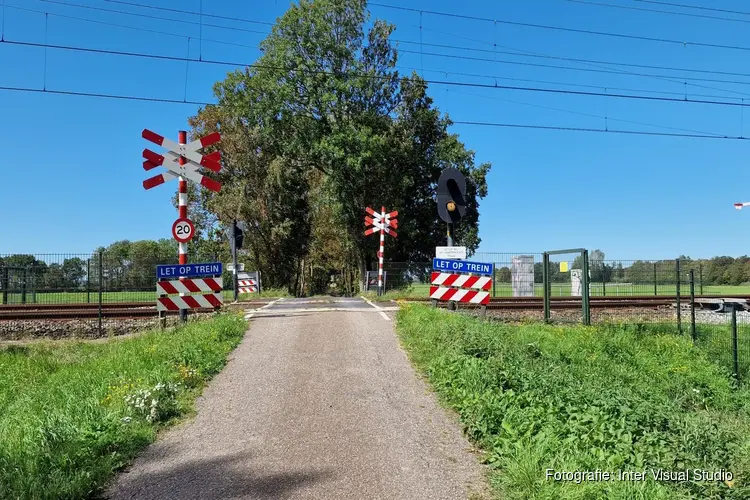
xmin=141 ymin=129 xmax=222 ymax=193
xmin=364 ymin=206 xmax=398 ymax=296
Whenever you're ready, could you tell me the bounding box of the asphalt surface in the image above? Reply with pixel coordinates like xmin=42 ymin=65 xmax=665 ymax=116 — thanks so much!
xmin=106 ymin=297 xmax=489 ymax=500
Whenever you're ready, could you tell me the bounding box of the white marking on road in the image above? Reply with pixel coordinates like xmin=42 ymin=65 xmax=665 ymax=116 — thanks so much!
xmin=244 ymin=298 xmax=283 ymax=320
xmin=361 ymin=296 xmax=392 ymax=321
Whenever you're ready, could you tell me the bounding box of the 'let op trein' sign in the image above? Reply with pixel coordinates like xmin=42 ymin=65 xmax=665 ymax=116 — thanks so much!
xmin=156 ymin=262 xmax=223 ymax=279
xmin=432 ymin=258 xmax=494 ymax=276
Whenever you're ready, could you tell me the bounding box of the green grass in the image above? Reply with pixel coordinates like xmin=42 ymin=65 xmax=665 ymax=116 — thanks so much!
xmin=0 ymin=313 xmax=248 ymax=499
xmin=396 ymin=304 xmax=750 ymax=499
xmin=0 ymin=288 xmax=290 ymax=305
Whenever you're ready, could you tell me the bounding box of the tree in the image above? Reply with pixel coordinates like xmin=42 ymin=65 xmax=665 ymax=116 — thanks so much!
xmin=496 ymin=267 xmax=511 ymax=283
xmin=188 ymin=0 xmax=490 ymax=294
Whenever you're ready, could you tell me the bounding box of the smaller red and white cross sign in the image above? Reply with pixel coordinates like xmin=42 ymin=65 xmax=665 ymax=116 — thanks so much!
xmin=364 ymin=206 xmax=398 ymax=296
xmin=141 ymin=129 xmax=222 ymax=192
xmin=364 ymin=206 xmax=398 ymax=237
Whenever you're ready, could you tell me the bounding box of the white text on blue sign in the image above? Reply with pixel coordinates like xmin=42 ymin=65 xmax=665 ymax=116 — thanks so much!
xmin=432 ymin=258 xmax=494 ymax=276
xmin=156 ymin=262 xmax=223 ymax=279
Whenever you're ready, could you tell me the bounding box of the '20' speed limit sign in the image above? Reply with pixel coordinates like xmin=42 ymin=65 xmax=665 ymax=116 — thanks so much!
xmin=172 ymin=218 xmax=195 ymax=243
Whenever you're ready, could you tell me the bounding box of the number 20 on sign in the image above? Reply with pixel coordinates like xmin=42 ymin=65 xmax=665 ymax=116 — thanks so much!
xmin=172 ymin=218 xmax=195 ymax=243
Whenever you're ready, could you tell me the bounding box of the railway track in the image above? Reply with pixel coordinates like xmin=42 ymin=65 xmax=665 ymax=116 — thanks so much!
xmin=1 ymin=296 xmax=746 ymax=320
xmin=401 ymin=295 xmax=750 ymax=310
xmin=0 ymin=300 xmax=274 ymax=321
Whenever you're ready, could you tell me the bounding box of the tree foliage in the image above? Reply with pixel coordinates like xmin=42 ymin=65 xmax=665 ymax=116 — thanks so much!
xmin=187 ymin=0 xmax=491 ymax=295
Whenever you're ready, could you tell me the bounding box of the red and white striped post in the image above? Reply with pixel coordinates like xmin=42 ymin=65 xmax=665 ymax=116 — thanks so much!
xmin=377 ymin=206 xmax=385 ymax=295
xmin=178 ymin=130 xmax=188 ymax=323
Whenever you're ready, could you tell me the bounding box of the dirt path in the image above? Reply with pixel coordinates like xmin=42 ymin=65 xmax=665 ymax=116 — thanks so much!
xmin=106 ymin=297 xmax=489 ymax=500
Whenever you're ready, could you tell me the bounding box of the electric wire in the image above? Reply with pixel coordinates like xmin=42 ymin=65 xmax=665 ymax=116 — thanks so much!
xmin=5 ymin=38 xmax=750 ymax=109
xmin=0 ymin=83 xmax=744 ymax=140
xmin=14 ymin=2 xmax=750 ymax=98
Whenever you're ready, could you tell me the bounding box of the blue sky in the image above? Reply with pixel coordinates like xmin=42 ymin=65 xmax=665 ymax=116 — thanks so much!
xmin=2 ymin=0 xmax=750 ymax=260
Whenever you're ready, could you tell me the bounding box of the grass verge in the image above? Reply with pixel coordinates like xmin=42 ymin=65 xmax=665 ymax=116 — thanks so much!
xmin=0 ymin=313 xmax=247 ymax=499
xmin=396 ymin=304 xmax=750 ymax=499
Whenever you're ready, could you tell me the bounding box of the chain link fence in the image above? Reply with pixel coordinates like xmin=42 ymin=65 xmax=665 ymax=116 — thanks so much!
xmin=0 ymin=252 xmax=241 ymax=341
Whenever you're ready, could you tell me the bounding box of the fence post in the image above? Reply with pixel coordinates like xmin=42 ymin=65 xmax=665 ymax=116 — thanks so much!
xmin=98 ymin=251 xmax=103 ymax=336
xmin=732 ymin=308 xmax=740 ymax=381
xmin=582 ymin=250 xmax=591 ymax=326
xmin=86 ymin=258 xmax=91 ymax=304
xmin=602 ymin=272 xmax=606 ymax=297
xmin=653 ymin=262 xmax=657 ymax=296
xmin=699 ymin=264 xmax=704 ymax=296
xmin=543 ymin=252 xmax=550 ymax=323
xmin=21 ymin=268 xmax=27 ymax=304
xmin=676 ymin=259 xmax=682 ymax=335
xmin=1 ymin=266 xmax=7 ymax=305
xmin=492 ymin=265 xmax=496 ymax=298
xmin=689 ymin=269 xmax=696 ymax=342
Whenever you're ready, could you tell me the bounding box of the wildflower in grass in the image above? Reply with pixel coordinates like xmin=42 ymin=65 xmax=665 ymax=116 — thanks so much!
xmin=124 ymin=382 xmax=180 ymax=423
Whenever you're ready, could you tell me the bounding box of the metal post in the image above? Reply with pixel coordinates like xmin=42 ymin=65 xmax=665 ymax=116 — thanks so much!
xmin=543 ymin=252 xmax=550 ymax=323
xmin=582 ymin=250 xmax=591 ymax=326
xmin=98 ymin=251 xmax=103 ymax=335
xmin=1 ymin=266 xmax=7 ymax=305
xmin=690 ymin=269 xmax=696 ymax=342
xmin=86 ymin=258 xmax=91 ymax=304
xmin=602 ymin=275 xmax=606 ymax=297
xmin=653 ymin=262 xmax=658 ymax=296
xmin=699 ymin=264 xmax=704 ymax=296
xmin=232 ymin=220 xmax=239 ymax=302
xmin=21 ymin=268 xmax=27 ymax=304
xmin=377 ymin=206 xmax=385 ymax=297
xmin=676 ymin=259 xmax=682 ymax=335
xmin=732 ymin=308 xmax=740 ymax=381
xmin=178 ymin=130 xmax=188 ymax=323
xmin=492 ymin=264 xmax=496 ymax=298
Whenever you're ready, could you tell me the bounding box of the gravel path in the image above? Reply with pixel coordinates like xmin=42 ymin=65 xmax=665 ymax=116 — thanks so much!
xmin=105 ymin=298 xmax=489 ymax=500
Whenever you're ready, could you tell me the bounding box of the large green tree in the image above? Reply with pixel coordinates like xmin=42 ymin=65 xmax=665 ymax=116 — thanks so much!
xmin=188 ymin=0 xmax=491 ymax=294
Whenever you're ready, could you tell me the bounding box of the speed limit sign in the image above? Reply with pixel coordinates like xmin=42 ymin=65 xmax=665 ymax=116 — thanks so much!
xmin=172 ymin=218 xmax=195 ymax=243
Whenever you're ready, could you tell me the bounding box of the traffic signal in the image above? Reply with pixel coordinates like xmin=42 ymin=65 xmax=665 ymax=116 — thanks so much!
xmin=437 ymin=168 xmax=467 ymax=223
xmin=233 ymin=222 xmax=244 ymax=250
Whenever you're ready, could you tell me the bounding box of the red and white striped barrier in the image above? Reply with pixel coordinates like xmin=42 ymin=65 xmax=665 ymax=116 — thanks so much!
xmin=157 ymin=278 xmax=222 ymax=295
xmin=157 ymin=294 xmax=223 ymax=311
xmin=430 ymin=272 xmax=491 ymax=290
xmin=429 ymin=286 xmax=490 ymax=305
xmin=238 ymin=279 xmax=257 ymax=294
xmin=156 ymin=277 xmax=223 ymax=311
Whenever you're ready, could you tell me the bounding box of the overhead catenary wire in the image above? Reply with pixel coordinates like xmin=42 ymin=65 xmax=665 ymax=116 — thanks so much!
xmin=0 ymin=83 xmax=745 ymax=140
xmin=36 ymin=0 xmax=750 ymax=83
xmin=566 ymin=0 xmax=750 ymax=24
xmin=37 ymin=0 xmax=270 ymax=36
xmin=634 ymin=0 xmax=750 ymax=17
xmin=368 ymin=2 xmax=750 ymax=53
xmin=5 ymin=38 xmax=750 ymax=109
xmin=446 ymin=87 xmax=727 ymax=137
xmin=1 ymin=1 xmax=747 ymax=140
xmin=15 ymin=2 xmax=750 ymax=99
xmin=401 ymin=48 xmax=750 ymax=94
xmin=404 ymin=25 xmax=750 ymax=99
xmin=101 ymin=0 xmax=273 ymax=26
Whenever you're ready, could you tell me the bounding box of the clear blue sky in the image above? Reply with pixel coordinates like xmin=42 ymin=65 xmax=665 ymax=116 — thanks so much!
xmin=2 ymin=0 xmax=750 ymax=261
